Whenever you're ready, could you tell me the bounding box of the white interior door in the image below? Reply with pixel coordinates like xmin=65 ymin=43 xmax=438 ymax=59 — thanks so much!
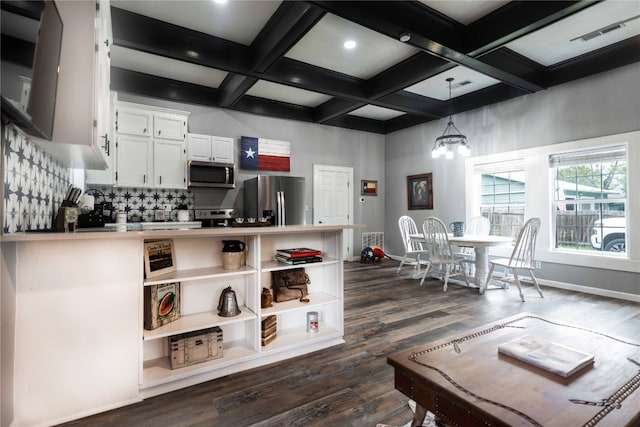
xmin=313 ymin=164 xmax=353 ymax=260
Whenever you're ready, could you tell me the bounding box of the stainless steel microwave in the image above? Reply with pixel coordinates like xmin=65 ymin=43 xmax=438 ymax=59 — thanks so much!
xmin=187 ymin=161 xmax=235 ymax=188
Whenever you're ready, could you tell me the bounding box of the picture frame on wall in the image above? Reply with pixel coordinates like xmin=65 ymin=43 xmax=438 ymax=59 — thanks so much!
xmin=407 ymin=173 xmax=433 ymax=210
xmin=144 ymin=239 xmax=177 ymax=278
xmin=361 ymin=180 xmax=378 ymax=196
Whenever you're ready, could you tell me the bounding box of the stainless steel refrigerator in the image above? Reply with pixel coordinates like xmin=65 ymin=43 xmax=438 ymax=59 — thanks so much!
xmin=244 ymin=175 xmax=306 ymax=225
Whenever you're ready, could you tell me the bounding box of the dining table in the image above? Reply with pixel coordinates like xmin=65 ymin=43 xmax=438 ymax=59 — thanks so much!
xmin=409 ymin=233 xmax=513 ymax=292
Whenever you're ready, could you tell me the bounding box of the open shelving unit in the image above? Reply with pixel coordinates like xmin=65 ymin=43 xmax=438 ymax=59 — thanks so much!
xmin=144 ymin=264 xmax=257 ymax=286
xmin=143 ymin=309 xmax=256 ymax=340
xmin=139 ymin=228 xmax=345 ymax=397
xmin=142 ymin=339 xmax=257 ymax=388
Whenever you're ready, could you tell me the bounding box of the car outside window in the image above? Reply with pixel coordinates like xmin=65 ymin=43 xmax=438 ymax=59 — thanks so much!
xmin=549 ymin=145 xmax=627 ymax=255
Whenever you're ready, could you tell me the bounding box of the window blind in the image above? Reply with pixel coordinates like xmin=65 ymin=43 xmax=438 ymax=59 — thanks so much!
xmin=474 ymin=159 xmax=525 ymax=174
xmin=548 ymin=145 xmax=627 ymax=168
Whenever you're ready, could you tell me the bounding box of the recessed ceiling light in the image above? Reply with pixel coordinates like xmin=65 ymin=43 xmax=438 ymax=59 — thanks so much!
xmin=344 ymin=40 xmax=357 ymax=49
xmin=399 ymin=33 xmax=411 ymax=42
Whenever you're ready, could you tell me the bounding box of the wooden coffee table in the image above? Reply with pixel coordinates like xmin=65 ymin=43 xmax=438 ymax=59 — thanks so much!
xmin=388 ymin=313 xmax=640 ymax=427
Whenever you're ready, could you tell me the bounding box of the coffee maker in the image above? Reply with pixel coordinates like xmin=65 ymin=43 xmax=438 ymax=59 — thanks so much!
xmin=77 ymin=189 xmax=114 ymax=228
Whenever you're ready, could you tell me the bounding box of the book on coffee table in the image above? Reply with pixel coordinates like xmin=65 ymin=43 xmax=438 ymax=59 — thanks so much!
xmin=498 ymin=335 xmax=595 ymax=378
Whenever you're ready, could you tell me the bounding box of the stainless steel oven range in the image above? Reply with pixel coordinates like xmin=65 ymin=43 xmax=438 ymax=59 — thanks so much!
xmin=193 ymin=207 xmax=238 ymax=227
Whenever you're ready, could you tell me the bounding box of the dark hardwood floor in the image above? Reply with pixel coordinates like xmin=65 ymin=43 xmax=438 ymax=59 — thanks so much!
xmin=59 ymin=261 xmax=640 ymax=427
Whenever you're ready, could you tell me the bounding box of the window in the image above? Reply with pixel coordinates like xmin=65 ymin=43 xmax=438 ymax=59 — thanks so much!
xmin=475 ymin=160 xmax=525 ymax=239
xmin=549 ymin=145 xmax=627 ymax=254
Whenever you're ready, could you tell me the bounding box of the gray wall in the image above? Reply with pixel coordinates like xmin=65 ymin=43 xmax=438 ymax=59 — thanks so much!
xmin=116 ymin=62 xmax=640 ymax=296
xmin=385 ymin=63 xmax=640 ymax=296
xmin=116 ymin=93 xmax=386 ymax=249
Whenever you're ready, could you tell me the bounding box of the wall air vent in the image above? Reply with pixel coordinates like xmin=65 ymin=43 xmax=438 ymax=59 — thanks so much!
xmin=571 ymin=15 xmax=640 ymax=42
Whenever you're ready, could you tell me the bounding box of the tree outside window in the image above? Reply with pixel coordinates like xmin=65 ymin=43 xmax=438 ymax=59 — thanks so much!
xmin=550 ymin=146 xmax=627 ymax=254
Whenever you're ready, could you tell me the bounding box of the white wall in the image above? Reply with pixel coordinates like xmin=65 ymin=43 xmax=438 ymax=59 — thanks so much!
xmin=385 ymin=63 xmax=640 ymax=296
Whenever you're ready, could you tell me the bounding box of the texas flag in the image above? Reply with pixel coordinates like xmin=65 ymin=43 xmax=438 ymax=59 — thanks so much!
xmin=362 ymin=181 xmax=376 ymax=194
xmin=240 ymin=136 xmax=291 ymax=172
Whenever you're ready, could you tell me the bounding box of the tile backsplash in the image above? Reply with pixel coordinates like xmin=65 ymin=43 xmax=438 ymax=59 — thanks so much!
xmin=3 ymin=126 xmax=70 ymax=233
xmin=86 ymin=186 xmax=194 ymax=222
xmin=2 ymin=125 xmax=195 ymax=233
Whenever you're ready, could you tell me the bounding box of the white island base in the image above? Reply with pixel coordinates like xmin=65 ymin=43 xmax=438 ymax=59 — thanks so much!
xmin=1 ymin=224 xmax=358 ymax=427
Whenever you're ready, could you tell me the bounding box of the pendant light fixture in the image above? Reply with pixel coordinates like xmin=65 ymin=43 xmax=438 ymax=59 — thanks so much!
xmin=432 ymin=77 xmax=470 ymax=159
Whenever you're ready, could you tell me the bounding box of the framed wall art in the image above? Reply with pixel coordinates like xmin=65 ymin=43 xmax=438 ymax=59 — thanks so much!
xmin=240 ymin=136 xmax=291 ymax=172
xmin=407 ymin=173 xmax=433 ymax=210
xmin=361 ymin=180 xmax=378 ymax=196
xmin=144 ymin=239 xmax=177 ymax=278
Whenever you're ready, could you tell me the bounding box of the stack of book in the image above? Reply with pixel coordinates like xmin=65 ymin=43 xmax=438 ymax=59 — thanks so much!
xmin=275 ymin=247 xmax=323 ymax=265
xmin=261 ymin=315 xmax=277 ymax=346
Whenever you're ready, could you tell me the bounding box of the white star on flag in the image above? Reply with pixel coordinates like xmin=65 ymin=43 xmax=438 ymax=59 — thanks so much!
xmin=245 ymin=147 xmax=255 ymax=158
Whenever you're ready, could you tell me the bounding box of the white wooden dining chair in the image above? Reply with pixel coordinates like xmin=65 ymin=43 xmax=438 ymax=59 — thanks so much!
xmin=485 ymin=217 xmax=544 ymax=302
xmin=420 ymin=217 xmax=469 ymax=291
xmin=459 ymin=216 xmax=491 ymax=276
xmin=397 ymin=215 xmax=429 ymax=275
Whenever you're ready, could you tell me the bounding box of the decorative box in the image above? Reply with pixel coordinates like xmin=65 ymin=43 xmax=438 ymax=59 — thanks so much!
xmin=169 ymin=326 xmax=223 ymax=370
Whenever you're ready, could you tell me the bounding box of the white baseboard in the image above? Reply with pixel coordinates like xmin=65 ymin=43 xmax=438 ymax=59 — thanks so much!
xmin=538 ymin=278 xmax=640 ymax=303
xmin=386 ymin=253 xmax=640 ymax=303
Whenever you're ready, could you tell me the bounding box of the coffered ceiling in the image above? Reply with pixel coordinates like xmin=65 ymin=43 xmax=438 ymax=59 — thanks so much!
xmin=2 ymin=0 xmax=640 ymax=134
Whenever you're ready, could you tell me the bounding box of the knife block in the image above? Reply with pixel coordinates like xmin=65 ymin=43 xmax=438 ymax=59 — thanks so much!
xmin=56 ymin=207 xmax=80 ymax=232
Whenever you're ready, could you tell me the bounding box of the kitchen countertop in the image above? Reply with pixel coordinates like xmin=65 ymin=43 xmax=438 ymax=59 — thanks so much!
xmin=1 ymin=223 xmax=365 ymax=242
xmin=104 ymin=221 xmax=203 ymax=231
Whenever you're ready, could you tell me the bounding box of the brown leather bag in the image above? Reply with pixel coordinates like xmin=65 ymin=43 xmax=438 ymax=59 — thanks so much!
xmin=271 ymin=268 xmax=310 ymax=303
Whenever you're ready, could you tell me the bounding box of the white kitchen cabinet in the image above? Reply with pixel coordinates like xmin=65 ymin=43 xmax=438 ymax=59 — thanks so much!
xmin=113 ymin=101 xmax=189 ymax=189
xmin=154 ymin=113 xmax=187 ymax=141
xmin=212 ymin=136 xmax=234 ymax=163
xmin=32 ymin=0 xmax=112 ymax=170
xmin=187 ymin=133 xmax=211 ymax=161
xmin=116 ymin=134 xmax=153 ymax=188
xmin=188 ymin=133 xmax=234 ymax=163
xmin=154 ymin=139 xmax=186 ymax=188
xmin=93 ymin=0 xmax=112 ymax=161
xmin=116 ymin=106 xmax=153 ymax=137
xmin=85 ymin=92 xmax=117 ymax=185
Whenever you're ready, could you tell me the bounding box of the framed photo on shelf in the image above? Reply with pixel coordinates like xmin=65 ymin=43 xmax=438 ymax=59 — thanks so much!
xmin=360 ymin=180 xmax=378 ymax=196
xmin=144 ymin=239 xmax=177 ymax=278
xmin=407 ymin=173 xmax=433 ymax=210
